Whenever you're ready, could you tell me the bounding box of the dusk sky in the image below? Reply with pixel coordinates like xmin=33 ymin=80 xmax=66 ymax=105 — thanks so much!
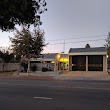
xmin=0 ymin=0 xmax=110 ymax=53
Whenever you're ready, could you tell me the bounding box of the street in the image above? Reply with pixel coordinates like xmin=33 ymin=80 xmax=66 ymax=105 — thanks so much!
xmin=0 ymin=78 xmax=110 ymax=110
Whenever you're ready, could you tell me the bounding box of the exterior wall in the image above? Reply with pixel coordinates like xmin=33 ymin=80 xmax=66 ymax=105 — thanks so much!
xmin=54 ymin=54 xmax=60 ymax=71
xmin=69 ymin=55 xmax=107 ymax=72
xmin=30 ymin=58 xmax=54 ymax=62
xmin=0 ymin=63 xmax=20 ymax=72
xmin=103 ymin=55 xmax=107 ymax=72
xmin=30 ymin=63 xmax=48 ymax=71
xmin=69 ymin=56 xmax=72 ymax=71
xmin=58 ymin=54 xmax=69 ymax=71
xmin=69 ymin=52 xmax=106 ymax=56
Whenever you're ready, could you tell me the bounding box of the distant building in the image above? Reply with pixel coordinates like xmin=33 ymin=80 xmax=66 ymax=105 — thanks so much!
xmin=68 ymin=47 xmax=107 ymax=72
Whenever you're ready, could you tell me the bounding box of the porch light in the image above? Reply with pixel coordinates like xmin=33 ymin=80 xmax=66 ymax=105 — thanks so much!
xmin=57 ymin=54 xmax=60 ymax=59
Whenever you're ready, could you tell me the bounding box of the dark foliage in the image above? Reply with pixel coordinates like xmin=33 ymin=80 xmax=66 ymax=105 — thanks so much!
xmin=0 ymin=0 xmax=47 ymax=31
xmin=10 ymin=27 xmax=46 ymax=59
xmin=105 ymin=33 xmax=110 ymax=62
xmin=31 ymin=65 xmax=37 ymax=71
xmin=0 ymin=50 xmax=14 ymax=63
xmin=85 ymin=44 xmax=90 ymax=48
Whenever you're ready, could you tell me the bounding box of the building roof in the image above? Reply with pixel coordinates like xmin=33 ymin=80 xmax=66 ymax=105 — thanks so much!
xmin=69 ymin=47 xmax=106 ymax=53
xmin=41 ymin=53 xmax=58 ymax=59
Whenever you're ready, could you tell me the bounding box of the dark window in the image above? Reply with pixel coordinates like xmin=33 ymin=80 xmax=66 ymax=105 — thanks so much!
xmin=72 ymin=56 xmax=86 ymax=71
xmin=88 ymin=55 xmax=103 ymax=71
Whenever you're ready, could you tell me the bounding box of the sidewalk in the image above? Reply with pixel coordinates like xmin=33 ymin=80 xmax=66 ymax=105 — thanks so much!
xmin=8 ymin=71 xmax=59 ymax=80
xmin=1 ymin=71 xmax=110 ymax=81
xmin=54 ymin=71 xmax=110 ymax=81
xmin=17 ymin=71 xmax=59 ymax=76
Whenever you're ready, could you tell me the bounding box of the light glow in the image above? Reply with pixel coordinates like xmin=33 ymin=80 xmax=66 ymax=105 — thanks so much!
xmin=51 ymin=61 xmax=55 ymax=64
xmin=59 ymin=58 xmax=68 ymax=62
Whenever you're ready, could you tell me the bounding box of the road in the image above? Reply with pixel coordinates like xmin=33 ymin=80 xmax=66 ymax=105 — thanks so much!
xmin=0 ymin=78 xmax=110 ymax=110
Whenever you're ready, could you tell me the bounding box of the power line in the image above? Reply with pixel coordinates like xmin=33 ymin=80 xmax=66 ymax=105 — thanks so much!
xmin=46 ymin=35 xmax=107 ymax=42
xmin=48 ymin=38 xmax=106 ymax=45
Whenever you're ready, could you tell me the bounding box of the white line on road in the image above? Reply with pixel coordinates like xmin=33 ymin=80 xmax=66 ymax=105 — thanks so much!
xmin=33 ymin=97 xmax=52 ymax=100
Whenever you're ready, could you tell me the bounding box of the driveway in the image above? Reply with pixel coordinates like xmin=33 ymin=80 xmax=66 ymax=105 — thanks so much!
xmin=55 ymin=71 xmax=110 ymax=80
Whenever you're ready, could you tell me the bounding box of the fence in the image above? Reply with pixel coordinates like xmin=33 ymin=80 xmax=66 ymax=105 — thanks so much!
xmin=0 ymin=63 xmax=20 ymax=72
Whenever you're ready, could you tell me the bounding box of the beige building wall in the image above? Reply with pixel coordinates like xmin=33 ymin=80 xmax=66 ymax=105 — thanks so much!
xmin=54 ymin=59 xmax=58 ymax=71
xmin=103 ymin=55 xmax=107 ymax=72
xmin=69 ymin=56 xmax=72 ymax=71
xmin=86 ymin=56 xmax=88 ymax=71
xmin=54 ymin=54 xmax=60 ymax=71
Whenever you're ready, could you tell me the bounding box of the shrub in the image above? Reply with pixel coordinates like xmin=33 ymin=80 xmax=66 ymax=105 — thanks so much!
xmin=20 ymin=62 xmax=28 ymax=72
xmin=31 ymin=65 xmax=37 ymax=72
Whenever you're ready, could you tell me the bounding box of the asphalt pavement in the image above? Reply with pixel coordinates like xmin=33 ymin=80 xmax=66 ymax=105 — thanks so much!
xmin=0 ymin=78 xmax=110 ymax=110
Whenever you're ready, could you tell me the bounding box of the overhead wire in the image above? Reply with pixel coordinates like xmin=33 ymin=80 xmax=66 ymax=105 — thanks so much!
xmin=46 ymin=35 xmax=107 ymax=42
xmin=48 ymin=38 xmax=106 ymax=45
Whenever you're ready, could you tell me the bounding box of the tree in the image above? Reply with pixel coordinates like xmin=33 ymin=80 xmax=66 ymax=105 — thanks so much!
xmin=105 ymin=33 xmax=110 ymax=62
xmin=85 ymin=44 xmax=90 ymax=48
xmin=0 ymin=50 xmax=14 ymax=71
xmin=10 ymin=27 xmax=46 ymax=72
xmin=0 ymin=0 xmax=47 ymax=31
xmin=1 ymin=51 xmax=14 ymax=63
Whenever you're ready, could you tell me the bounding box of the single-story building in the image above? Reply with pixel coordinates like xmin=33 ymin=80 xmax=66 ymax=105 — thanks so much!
xmin=30 ymin=53 xmax=69 ymax=71
xmin=69 ymin=47 xmax=107 ymax=72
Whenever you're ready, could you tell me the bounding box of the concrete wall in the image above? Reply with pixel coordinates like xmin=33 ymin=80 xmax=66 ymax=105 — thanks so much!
xmin=0 ymin=63 xmax=20 ymax=72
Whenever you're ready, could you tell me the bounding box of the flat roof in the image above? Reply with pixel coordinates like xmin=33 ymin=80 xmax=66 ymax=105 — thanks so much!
xmin=41 ymin=53 xmax=58 ymax=59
